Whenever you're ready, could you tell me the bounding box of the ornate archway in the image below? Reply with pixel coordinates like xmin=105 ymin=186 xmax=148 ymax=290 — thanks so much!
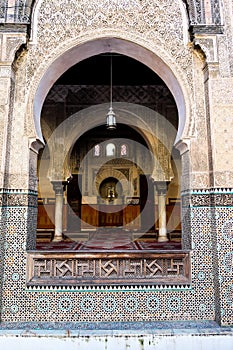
xmin=31 ymin=37 xmax=191 ymax=145
xmin=33 ymin=36 xmax=188 ymax=245
xmin=30 ymin=33 xmax=191 ymax=287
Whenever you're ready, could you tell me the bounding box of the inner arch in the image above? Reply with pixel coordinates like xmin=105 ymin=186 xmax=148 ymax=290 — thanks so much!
xmin=37 ymin=50 xmax=183 ymax=247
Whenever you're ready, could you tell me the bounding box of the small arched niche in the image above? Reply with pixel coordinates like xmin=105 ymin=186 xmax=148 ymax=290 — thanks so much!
xmin=99 ymin=177 xmax=123 ymax=201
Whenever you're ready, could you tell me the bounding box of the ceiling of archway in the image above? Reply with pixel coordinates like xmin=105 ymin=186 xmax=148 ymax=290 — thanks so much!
xmin=56 ymin=54 xmax=164 ymax=86
xmin=41 ymin=54 xmax=179 ymax=139
xmin=74 ymin=124 xmax=148 ymax=147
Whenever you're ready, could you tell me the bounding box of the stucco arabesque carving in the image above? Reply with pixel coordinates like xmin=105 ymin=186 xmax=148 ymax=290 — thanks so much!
xmin=22 ymin=0 xmax=195 ymax=140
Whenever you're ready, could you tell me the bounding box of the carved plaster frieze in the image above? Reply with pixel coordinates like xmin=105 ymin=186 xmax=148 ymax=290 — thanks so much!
xmin=0 ymin=66 xmax=11 ymax=77
xmin=191 ymin=172 xmax=210 ymax=189
xmin=214 ymin=171 xmax=233 ymax=188
xmin=0 ymin=170 xmax=5 ymax=188
xmin=218 ymin=36 xmax=231 ymax=78
xmin=25 ymin=0 xmax=193 ymax=93
xmin=211 ymin=78 xmax=233 ymax=104
xmin=0 ymin=0 xmax=222 ymax=29
xmin=0 ymin=78 xmax=10 ymax=105
xmin=4 ymin=173 xmax=32 ymax=190
xmin=36 ymin=0 xmax=184 ymax=46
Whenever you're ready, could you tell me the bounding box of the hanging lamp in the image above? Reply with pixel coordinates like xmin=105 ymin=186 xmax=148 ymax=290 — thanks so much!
xmin=106 ymin=55 xmax=117 ymax=130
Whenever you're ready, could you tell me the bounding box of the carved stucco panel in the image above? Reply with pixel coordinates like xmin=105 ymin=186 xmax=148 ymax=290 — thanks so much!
xmin=215 ymin=0 xmax=233 ymax=77
xmin=0 ymin=0 xmax=219 ymax=27
xmin=191 ymin=140 xmax=209 ymax=173
xmin=218 ymin=36 xmax=231 ymax=78
xmin=211 ymin=104 xmax=233 ymax=182
xmin=35 ymin=0 xmax=184 ymax=45
xmin=211 ymin=78 xmax=233 ymax=105
xmin=26 ymin=0 xmax=193 ymax=88
xmin=0 ymin=78 xmax=10 ymax=105
xmin=0 ymin=66 xmax=11 ymax=78
xmin=0 ymin=104 xmax=7 ymax=182
xmin=191 ymin=172 xmax=210 ymax=188
xmin=191 ymin=52 xmax=207 ymax=137
xmin=214 ymin=172 xmax=233 ymax=187
xmin=0 ymin=33 xmax=29 ymax=190
xmin=26 ymin=29 xmax=193 ymax=97
xmin=4 ymin=173 xmax=28 ymax=189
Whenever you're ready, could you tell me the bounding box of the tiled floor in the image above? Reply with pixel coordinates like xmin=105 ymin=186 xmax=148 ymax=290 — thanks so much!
xmin=36 ymin=230 xmax=182 ymax=251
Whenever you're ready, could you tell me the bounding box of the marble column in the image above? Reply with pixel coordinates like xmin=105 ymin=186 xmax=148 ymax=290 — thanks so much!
xmin=52 ymin=181 xmax=66 ymax=242
xmin=155 ymin=182 xmax=169 ymax=242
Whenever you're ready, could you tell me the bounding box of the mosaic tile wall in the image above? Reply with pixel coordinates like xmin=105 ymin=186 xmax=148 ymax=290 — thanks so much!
xmin=188 ymin=189 xmax=233 ymax=326
xmin=0 ymin=193 xmax=5 ymax=318
xmin=0 ymin=189 xmax=232 ymax=326
xmin=214 ymin=206 xmax=233 ymax=325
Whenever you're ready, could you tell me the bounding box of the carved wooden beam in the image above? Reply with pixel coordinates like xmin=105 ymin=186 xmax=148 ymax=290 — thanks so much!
xmin=27 ymin=251 xmax=191 ymax=287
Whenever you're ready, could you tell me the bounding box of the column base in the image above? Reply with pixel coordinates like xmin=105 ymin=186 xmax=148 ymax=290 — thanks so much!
xmin=52 ymin=235 xmax=63 ymax=242
xmin=157 ymin=236 xmax=169 ymax=242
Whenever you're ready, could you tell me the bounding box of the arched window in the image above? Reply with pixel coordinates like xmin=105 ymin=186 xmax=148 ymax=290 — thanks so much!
xmin=94 ymin=144 xmax=100 ymax=156
xmin=106 ymin=143 xmax=116 ymax=156
xmin=120 ymin=144 xmax=128 ymax=156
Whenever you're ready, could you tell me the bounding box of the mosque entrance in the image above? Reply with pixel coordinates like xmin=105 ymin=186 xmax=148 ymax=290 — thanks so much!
xmin=29 ymin=38 xmax=192 ymax=288
xmin=37 ymin=53 xmax=182 ymax=248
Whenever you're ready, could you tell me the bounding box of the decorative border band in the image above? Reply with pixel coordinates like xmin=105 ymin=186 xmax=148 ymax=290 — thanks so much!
xmin=0 ymin=189 xmax=38 ymax=207
xmin=182 ymin=189 xmax=233 ymax=207
xmin=26 ymin=284 xmax=192 ymax=292
xmin=0 ymin=189 xmax=37 ymax=195
xmin=1 ymin=188 xmax=233 ymax=207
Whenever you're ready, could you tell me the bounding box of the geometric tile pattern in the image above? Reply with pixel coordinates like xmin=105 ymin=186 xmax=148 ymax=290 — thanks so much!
xmin=0 ymin=188 xmax=232 ymax=326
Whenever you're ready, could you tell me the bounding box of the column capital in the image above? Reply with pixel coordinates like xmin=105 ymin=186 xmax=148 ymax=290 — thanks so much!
xmin=51 ymin=181 xmax=67 ymax=194
xmin=154 ymin=181 xmax=169 ymax=195
xmin=29 ymin=137 xmax=45 ymax=154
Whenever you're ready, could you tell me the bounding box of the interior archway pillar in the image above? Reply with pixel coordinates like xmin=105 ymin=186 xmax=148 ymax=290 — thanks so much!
xmin=51 ymin=181 xmax=67 ymax=242
xmin=155 ymin=181 xmax=169 ymax=242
